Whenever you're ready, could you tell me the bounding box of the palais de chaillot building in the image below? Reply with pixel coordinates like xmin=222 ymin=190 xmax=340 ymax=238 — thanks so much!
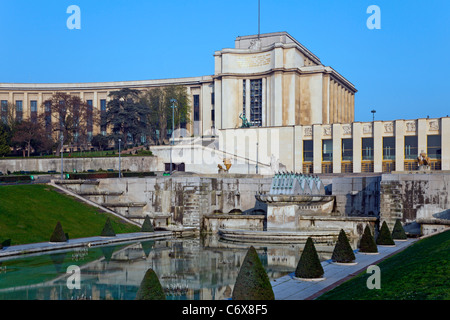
xmin=1 ymin=32 xmax=448 ymax=174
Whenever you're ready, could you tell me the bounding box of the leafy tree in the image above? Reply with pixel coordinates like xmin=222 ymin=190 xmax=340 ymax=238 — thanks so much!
xmin=135 ymin=268 xmax=166 ymax=300
xmin=232 ymin=246 xmax=275 ymax=300
xmin=104 ymin=88 xmax=149 ymax=147
xmin=0 ymin=125 xmax=10 ymax=157
xmin=141 ymin=85 xmax=191 ymax=145
xmin=295 ymin=237 xmax=324 ymax=279
xmin=376 ymin=221 xmax=395 ymax=246
xmin=359 ymin=225 xmax=378 ymax=253
xmin=331 ymin=229 xmax=356 ymax=263
xmin=91 ymin=134 xmax=110 ymax=151
xmin=391 ymin=219 xmax=407 ymax=240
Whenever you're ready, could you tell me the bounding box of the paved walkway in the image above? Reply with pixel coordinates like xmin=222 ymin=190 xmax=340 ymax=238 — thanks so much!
xmin=0 ymin=231 xmax=172 ymax=259
xmin=271 ymin=238 xmax=418 ymax=300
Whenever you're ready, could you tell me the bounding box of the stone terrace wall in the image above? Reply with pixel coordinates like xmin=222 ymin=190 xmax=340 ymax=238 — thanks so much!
xmin=380 ymin=173 xmax=450 ymax=230
xmin=330 ymin=175 xmax=381 ymax=217
xmin=61 ymin=175 xmax=272 ymax=228
xmin=0 ymin=156 xmax=162 ymax=173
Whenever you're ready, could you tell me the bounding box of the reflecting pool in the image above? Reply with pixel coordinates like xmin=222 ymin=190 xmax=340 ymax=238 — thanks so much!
xmin=0 ymin=235 xmax=337 ymax=300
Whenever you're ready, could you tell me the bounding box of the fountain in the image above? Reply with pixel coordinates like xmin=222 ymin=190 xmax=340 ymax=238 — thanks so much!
xmin=219 ymin=173 xmax=377 ymax=244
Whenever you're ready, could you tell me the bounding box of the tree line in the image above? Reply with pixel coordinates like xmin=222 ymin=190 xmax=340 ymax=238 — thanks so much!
xmin=0 ymin=86 xmax=191 ymax=157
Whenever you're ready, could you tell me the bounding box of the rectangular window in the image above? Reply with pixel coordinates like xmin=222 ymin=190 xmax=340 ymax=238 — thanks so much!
xmin=16 ymin=100 xmax=23 ymax=111
xmin=362 ymin=138 xmax=374 ymax=160
xmin=405 ymin=136 xmax=418 ymax=160
xmin=383 ymin=137 xmax=396 ymax=160
xmin=303 ymin=140 xmax=313 ymax=162
xmin=193 ymin=94 xmax=200 ymax=121
xmin=16 ymin=100 xmax=23 ymax=122
xmin=45 ymin=101 xmax=51 ymax=112
xmin=1 ymin=100 xmax=7 ymax=124
xmin=30 ymin=100 xmax=37 ymax=112
xmin=427 ymin=135 xmax=441 ymax=159
xmin=322 ymin=139 xmax=333 ymax=162
xmin=211 ymin=109 xmax=215 ymax=122
xmin=44 ymin=101 xmax=52 ymax=131
xmin=0 ymin=100 xmax=7 ymax=112
xmin=342 ymin=138 xmax=353 ymax=161
xmin=243 ymin=79 xmax=246 ymax=118
xmin=30 ymin=100 xmax=38 ymax=123
xmin=211 ymin=92 xmax=215 ymax=105
xmin=100 ymin=99 xmax=106 ymax=112
xmin=250 ymin=79 xmax=262 ymax=126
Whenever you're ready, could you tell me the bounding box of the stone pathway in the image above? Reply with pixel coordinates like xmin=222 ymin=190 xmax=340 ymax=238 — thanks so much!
xmin=271 ymin=238 xmax=418 ymax=300
xmin=0 ymin=231 xmax=172 ymax=259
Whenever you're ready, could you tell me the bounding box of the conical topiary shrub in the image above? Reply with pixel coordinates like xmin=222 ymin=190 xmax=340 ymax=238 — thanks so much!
xmin=331 ymin=229 xmax=356 ymax=263
xmin=376 ymin=221 xmax=395 ymax=246
xmin=232 ymin=246 xmax=275 ymax=300
xmin=50 ymin=221 xmax=67 ymax=242
xmin=135 ymin=268 xmax=166 ymax=300
xmin=100 ymin=218 xmax=116 ymax=237
xmin=359 ymin=225 xmax=378 ymax=254
xmin=391 ymin=219 xmax=407 ymax=240
xmin=141 ymin=215 xmax=154 ymax=232
xmin=295 ymin=237 xmax=324 ymax=279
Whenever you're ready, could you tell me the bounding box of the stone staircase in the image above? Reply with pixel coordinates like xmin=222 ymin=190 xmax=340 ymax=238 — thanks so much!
xmin=182 ymin=183 xmax=210 ymax=228
xmin=380 ymin=180 xmax=403 ymax=230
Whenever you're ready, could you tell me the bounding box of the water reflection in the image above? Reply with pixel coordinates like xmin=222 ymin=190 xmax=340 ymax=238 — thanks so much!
xmin=0 ymin=235 xmax=346 ymax=300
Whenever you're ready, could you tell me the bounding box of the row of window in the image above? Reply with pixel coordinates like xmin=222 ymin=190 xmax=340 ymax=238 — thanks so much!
xmin=1 ymin=99 xmax=107 ymax=113
xmin=303 ymin=136 xmax=442 ymax=162
xmin=303 ymin=159 xmax=442 ymax=174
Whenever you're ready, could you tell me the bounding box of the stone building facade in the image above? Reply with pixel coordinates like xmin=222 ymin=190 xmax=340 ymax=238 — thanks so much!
xmin=0 ymin=31 xmax=448 ymax=174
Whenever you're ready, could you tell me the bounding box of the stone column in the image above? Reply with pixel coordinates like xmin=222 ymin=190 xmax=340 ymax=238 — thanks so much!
xmin=417 ymin=118 xmax=427 ymax=157
xmin=313 ymin=124 xmax=322 ymax=173
xmin=332 ymin=124 xmax=342 ymax=173
xmin=262 ymin=77 xmax=266 ymax=127
xmin=23 ymin=92 xmax=28 ymax=121
xmin=245 ymin=78 xmax=251 ymax=121
xmin=441 ymin=117 xmax=450 ymax=170
xmin=352 ymin=122 xmax=362 ymax=173
xmin=294 ymin=125 xmax=303 ymax=172
xmin=214 ymin=79 xmax=222 ymax=130
xmin=373 ymin=121 xmax=383 ymax=173
xmin=395 ymin=120 xmax=405 ymax=172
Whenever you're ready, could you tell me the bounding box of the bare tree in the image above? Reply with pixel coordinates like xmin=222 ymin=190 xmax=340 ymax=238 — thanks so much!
xmin=40 ymin=92 xmax=99 ymax=155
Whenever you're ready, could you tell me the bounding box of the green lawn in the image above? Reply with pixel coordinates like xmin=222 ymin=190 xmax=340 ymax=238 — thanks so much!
xmin=0 ymin=184 xmax=140 ymax=245
xmin=318 ymin=230 xmax=450 ymax=300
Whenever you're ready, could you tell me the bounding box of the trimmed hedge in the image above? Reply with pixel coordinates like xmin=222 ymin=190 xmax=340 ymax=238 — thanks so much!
xmin=100 ymin=218 xmax=116 ymax=237
xmin=141 ymin=215 xmax=154 ymax=232
xmin=391 ymin=219 xmax=407 ymax=240
xmin=49 ymin=221 xmax=67 ymax=243
xmin=331 ymin=229 xmax=356 ymax=263
xmin=0 ymin=175 xmax=32 ymax=183
xmin=295 ymin=237 xmax=324 ymax=279
xmin=135 ymin=268 xmax=166 ymax=300
xmin=359 ymin=225 xmax=378 ymax=253
xmin=232 ymin=246 xmax=275 ymax=300
xmin=68 ymin=171 xmax=156 ymax=180
xmin=376 ymin=221 xmax=395 ymax=246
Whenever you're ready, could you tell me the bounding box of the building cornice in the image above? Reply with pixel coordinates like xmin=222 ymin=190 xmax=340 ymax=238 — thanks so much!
xmin=213 ymin=66 xmax=357 ymax=93
xmin=0 ymin=76 xmax=214 ymax=92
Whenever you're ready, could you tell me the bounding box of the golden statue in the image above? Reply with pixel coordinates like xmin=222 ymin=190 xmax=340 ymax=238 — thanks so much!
xmin=218 ymin=158 xmax=232 ymax=173
xmin=417 ymin=151 xmax=430 ymax=166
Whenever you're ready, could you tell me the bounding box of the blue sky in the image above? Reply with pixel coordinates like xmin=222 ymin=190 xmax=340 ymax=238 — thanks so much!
xmin=1 ymin=0 xmax=449 ymax=122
